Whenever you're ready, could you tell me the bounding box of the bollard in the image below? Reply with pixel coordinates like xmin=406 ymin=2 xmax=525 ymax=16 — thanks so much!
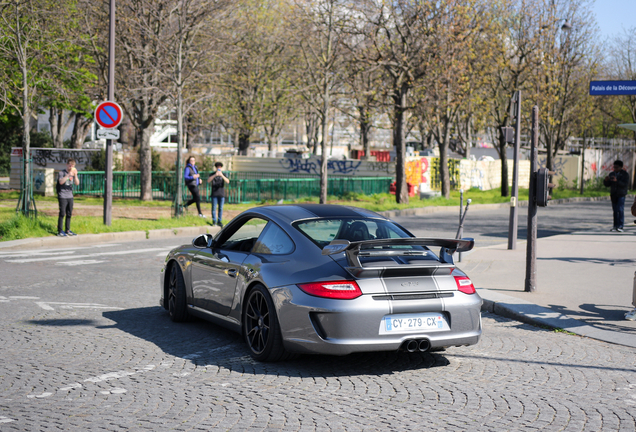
xmin=633 ymin=271 xmax=636 ymax=309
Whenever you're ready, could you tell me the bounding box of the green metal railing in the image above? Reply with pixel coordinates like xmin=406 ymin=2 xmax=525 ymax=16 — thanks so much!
xmin=76 ymin=171 xmax=393 ymax=203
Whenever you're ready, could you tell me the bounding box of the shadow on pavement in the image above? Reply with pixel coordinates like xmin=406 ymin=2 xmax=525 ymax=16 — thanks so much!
xmin=26 ymin=318 xmax=99 ymax=326
xmin=545 ymin=303 xmax=636 ymax=334
xmin=538 ymin=256 xmax=636 ymax=266
xmin=99 ymin=306 xmax=452 ymax=377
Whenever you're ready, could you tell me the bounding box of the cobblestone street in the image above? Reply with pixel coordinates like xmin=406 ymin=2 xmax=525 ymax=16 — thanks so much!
xmin=1 ymin=236 xmax=636 ymax=431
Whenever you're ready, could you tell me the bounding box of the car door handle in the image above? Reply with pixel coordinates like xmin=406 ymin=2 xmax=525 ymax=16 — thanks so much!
xmin=227 ymin=269 xmax=238 ymax=278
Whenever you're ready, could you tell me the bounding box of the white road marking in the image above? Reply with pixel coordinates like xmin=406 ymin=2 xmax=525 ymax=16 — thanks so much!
xmin=84 ymin=371 xmax=136 ymax=383
xmin=100 ymin=388 xmax=127 ymax=395
xmin=9 ymin=296 xmax=40 ymax=299
xmin=27 ymin=365 xmax=158 ymax=400
xmin=56 ymin=260 xmax=106 ymax=266
xmin=6 ymin=247 xmax=172 ymax=264
xmin=0 ymin=251 xmax=76 ymax=259
xmin=59 ymin=383 xmax=82 ymax=391
xmin=35 ymin=302 xmax=123 ymax=311
xmin=0 ymin=416 xmax=16 ymax=423
xmin=26 ymin=392 xmax=53 ymax=399
xmin=0 ymin=244 xmax=119 ymax=257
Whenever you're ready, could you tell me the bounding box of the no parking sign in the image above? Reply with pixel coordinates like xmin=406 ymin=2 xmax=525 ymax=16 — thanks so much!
xmin=95 ymin=101 xmax=123 ymax=129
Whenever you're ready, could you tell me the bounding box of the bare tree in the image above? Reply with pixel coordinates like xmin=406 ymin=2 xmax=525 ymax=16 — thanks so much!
xmin=349 ymin=0 xmax=437 ymax=204
xmin=530 ymin=0 xmax=597 ymax=171
xmin=158 ymin=0 xmax=227 ymax=213
xmin=291 ymin=0 xmax=349 ymax=204
xmin=608 ymin=27 xmax=636 ymax=128
xmin=0 ymin=0 xmax=81 ymax=213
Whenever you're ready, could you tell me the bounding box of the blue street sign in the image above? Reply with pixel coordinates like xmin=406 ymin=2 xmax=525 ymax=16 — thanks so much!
xmin=589 ymin=80 xmax=636 ymax=96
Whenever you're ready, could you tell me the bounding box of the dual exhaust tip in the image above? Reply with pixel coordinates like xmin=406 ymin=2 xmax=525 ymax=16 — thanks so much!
xmin=403 ymin=338 xmax=431 ymax=353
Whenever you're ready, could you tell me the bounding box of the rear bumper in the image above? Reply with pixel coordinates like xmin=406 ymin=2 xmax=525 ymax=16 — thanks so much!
xmin=273 ymin=285 xmax=482 ymax=356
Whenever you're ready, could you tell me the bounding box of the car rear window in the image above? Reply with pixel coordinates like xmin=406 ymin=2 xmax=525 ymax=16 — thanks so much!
xmin=294 ymin=218 xmax=413 ymax=247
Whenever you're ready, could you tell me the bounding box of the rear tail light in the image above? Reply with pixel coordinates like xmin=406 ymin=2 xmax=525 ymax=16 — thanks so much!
xmin=297 ymin=280 xmax=362 ymax=300
xmin=454 ymin=276 xmax=476 ymax=294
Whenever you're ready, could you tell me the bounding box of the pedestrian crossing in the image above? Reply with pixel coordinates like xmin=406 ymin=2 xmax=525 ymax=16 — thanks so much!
xmin=0 ymin=243 xmax=177 ymax=266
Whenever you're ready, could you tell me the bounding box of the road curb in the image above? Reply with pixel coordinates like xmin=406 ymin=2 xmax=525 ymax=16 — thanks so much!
xmin=0 ymin=225 xmax=218 ymax=251
xmin=478 ymin=288 xmax=636 ymax=349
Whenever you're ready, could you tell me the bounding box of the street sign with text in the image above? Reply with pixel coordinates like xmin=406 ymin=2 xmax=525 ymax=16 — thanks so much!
xmin=589 ymin=80 xmax=636 ymax=96
xmin=97 ymin=128 xmax=120 ymax=140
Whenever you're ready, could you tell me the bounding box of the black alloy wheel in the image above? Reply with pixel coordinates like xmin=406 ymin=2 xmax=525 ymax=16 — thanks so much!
xmin=168 ymin=264 xmax=190 ymax=322
xmin=243 ymin=284 xmax=290 ymax=362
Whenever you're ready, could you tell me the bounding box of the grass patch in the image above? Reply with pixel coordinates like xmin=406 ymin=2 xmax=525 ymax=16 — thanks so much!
xmin=0 ymin=213 xmax=213 ymax=242
xmin=0 ymin=185 xmax=625 ymax=242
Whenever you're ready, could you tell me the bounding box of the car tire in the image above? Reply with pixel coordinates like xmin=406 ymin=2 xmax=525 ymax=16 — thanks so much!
xmin=168 ymin=263 xmax=190 ymax=322
xmin=243 ymin=284 xmax=293 ymax=362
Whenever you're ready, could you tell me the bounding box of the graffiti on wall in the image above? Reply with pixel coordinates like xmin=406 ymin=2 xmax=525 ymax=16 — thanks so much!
xmin=405 ymin=158 xmax=422 ymax=186
xmin=279 ymin=158 xmax=362 ymax=176
xmin=31 ymin=149 xmax=94 ymax=168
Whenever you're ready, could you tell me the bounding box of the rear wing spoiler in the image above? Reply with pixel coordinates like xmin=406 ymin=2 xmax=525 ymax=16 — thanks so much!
xmin=321 ymin=237 xmax=474 ymax=268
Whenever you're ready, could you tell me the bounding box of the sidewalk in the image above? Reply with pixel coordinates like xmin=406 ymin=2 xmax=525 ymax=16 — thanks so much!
xmin=461 ymin=227 xmax=636 ymax=348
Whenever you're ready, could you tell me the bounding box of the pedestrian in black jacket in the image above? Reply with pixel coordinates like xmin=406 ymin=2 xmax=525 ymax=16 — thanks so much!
xmin=184 ymin=156 xmax=205 ymax=217
xmin=603 ymin=160 xmax=630 ymax=232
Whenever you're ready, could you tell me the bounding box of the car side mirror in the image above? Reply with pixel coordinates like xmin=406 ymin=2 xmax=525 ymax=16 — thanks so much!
xmin=192 ymin=233 xmax=213 ymax=249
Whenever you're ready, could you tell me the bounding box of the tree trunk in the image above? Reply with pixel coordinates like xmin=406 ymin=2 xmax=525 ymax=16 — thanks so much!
xmin=238 ymin=131 xmax=250 ymax=155
xmin=497 ymin=132 xmax=509 ymax=197
xmin=393 ymin=85 xmax=408 ymax=204
xmin=70 ymin=113 xmax=92 ymax=149
xmin=138 ymin=124 xmax=153 ymax=201
xmin=49 ymin=106 xmax=61 ymax=147
xmin=546 ymin=135 xmax=554 ymax=171
xmin=439 ymin=122 xmax=451 ymax=199
xmin=319 ymin=108 xmax=329 ymax=204
xmin=359 ymin=105 xmax=370 ymax=160
xmin=49 ymin=106 xmax=74 ymax=148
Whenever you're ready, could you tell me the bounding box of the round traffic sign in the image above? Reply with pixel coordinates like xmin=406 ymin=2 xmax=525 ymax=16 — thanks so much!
xmin=95 ymin=101 xmax=123 ymax=129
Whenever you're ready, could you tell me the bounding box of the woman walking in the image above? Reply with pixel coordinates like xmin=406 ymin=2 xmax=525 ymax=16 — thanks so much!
xmin=184 ymin=156 xmax=205 ymax=217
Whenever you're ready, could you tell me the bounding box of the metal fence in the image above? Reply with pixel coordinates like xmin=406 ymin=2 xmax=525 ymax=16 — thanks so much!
xmin=76 ymin=171 xmax=393 ymax=203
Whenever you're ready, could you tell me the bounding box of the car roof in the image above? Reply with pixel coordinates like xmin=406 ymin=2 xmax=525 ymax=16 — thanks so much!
xmin=252 ymin=204 xmax=387 ymax=225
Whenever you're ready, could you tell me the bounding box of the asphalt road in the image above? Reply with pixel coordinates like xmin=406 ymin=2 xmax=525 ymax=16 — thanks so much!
xmin=393 ymin=199 xmax=619 ymax=247
xmin=1 ymin=204 xmax=636 ymax=431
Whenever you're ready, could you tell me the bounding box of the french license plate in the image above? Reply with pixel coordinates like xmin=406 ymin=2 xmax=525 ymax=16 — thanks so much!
xmin=380 ymin=313 xmax=449 ymax=334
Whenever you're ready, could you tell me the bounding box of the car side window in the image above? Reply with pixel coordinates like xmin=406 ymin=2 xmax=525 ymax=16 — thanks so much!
xmin=252 ymin=222 xmax=295 ymax=255
xmin=219 ymin=218 xmax=267 ymax=252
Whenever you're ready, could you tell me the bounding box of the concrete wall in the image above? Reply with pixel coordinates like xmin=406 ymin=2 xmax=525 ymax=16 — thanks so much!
xmin=232 ymin=156 xmax=395 ymax=177
xmin=10 ymin=148 xmax=99 ymax=189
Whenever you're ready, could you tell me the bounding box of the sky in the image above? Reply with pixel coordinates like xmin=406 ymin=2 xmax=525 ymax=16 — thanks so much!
xmin=591 ymin=0 xmax=636 ymax=40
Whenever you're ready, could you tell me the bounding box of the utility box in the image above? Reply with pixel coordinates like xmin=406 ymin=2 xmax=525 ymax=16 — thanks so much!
xmin=33 ymin=168 xmax=55 ymax=196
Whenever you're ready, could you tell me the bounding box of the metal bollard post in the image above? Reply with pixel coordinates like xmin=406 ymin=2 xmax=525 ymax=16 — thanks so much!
xmin=633 ymin=271 xmax=636 ymax=309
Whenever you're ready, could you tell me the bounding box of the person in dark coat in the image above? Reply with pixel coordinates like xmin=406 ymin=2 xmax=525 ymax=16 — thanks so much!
xmin=184 ymin=156 xmax=204 ymax=217
xmin=603 ymin=160 xmax=629 ymax=232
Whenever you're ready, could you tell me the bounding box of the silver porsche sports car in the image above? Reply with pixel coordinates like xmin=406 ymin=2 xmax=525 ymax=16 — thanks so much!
xmin=160 ymin=204 xmax=482 ymax=362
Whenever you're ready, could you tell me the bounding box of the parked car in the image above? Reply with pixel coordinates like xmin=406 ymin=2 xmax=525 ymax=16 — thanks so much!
xmin=160 ymin=204 xmax=482 ymax=362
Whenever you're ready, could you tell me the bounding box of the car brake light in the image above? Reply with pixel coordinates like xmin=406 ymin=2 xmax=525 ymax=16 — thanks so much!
xmin=454 ymin=276 xmax=476 ymax=294
xmin=297 ymin=280 xmax=362 ymax=300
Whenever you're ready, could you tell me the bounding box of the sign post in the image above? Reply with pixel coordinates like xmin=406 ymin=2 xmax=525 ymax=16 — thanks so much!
xmin=95 ymin=99 xmax=122 ymax=226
